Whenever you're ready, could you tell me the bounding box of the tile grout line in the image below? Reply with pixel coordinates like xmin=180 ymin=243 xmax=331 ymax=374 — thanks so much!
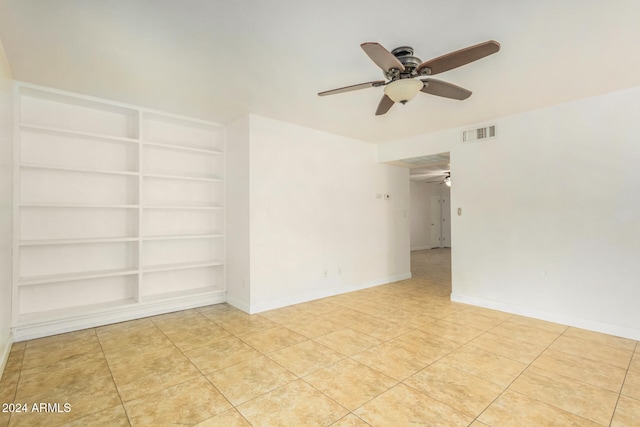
xmin=607 ymin=340 xmax=638 ymax=427
xmin=105 ymin=318 xmax=207 ymax=422
xmin=147 ymin=315 xmax=252 ymax=426
xmin=92 ymin=326 xmax=133 ymax=427
xmin=225 ymin=309 xmax=403 ymax=425
xmin=243 ymin=321 xmax=355 ymax=422
xmin=156 ymin=309 xmax=330 ymax=426
xmin=470 ymin=323 xmax=637 ymax=426
xmin=394 ymin=315 xmax=516 ymax=424
xmin=5 ymin=342 xmax=26 ymax=427
xmin=469 ymin=323 xmax=568 ymax=426
xmin=11 ymin=249 xmax=637 ymax=426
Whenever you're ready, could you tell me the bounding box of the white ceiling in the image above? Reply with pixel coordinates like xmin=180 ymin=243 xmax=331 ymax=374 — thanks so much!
xmin=2 ymin=0 xmax=640 ymax=143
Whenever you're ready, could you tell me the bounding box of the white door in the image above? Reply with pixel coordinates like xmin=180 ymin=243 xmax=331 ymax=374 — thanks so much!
xmin=441 ymin=194 xmax=451 ymax=247
xmin=430 ymin=195 xmax=442 ymax=248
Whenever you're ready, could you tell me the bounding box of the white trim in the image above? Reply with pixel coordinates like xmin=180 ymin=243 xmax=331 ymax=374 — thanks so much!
xmin=12 ymin=291 xmax=226 ymax=342
xmin=451 ymin=293 xmax=640 ymax=341
xmin=410 ymin=246 xmax=431 ymax=251
xmin=11 ymin=83 xmax=20 ymax=327
xmin=225 ymin=294 xmax=250 ymax=313
xmin=137 ymin=109 xmax=144 ymax=302
xmin=249 ymin=273 xmax=412 ymax=314
xmin=0 ymin=331 xmax=13 ymax=380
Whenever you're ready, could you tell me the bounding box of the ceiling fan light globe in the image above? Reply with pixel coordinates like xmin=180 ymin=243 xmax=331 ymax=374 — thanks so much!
xmin=444 ymin=176 xmax=451 ymax=187
xmin=384 ymin=79 xmax=423 ymax=104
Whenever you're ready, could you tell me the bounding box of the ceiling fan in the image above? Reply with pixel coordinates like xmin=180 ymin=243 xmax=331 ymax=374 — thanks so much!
xmin=413 ymin=170 xmax=451 ymax=186
xmin=427 ymin=172 xmax=451 ymax=187
xmin=318 ymin=40 xmax=500 ymax=115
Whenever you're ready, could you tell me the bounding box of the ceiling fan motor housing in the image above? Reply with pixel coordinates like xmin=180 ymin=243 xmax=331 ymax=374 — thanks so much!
xmin=386 ymin=46 xmax=425 ymax=79
xmin=391 ymin=46 xmax=413 ymax=56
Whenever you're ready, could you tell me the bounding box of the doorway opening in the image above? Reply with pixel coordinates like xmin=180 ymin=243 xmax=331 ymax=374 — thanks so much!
xmin=405 ymin=151 xmax=453 ymax=280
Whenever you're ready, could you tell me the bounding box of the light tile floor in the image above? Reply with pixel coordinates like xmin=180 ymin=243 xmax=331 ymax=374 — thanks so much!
xmin=1 ymin=248 xmax=639 ymax=426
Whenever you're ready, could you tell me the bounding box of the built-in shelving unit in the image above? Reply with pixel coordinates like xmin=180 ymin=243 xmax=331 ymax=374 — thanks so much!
xmin=13 ymin=83 xmax=226 ymax=340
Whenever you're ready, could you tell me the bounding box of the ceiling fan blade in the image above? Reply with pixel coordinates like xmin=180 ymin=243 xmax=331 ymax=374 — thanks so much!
xmin=421 ymin=79 xmax=472 ymax=100
xmin=361 ymin=42 xmax=405 ymax=73
xmin=318 ymin=80 xmax=386 ymax=96
xmin=375 ymin=94 xmax=394 ymax=115
xmin=410 ymin=171 xmax=450 ymax=179
xmin=416 ymin=40 xmax=500 ymax=75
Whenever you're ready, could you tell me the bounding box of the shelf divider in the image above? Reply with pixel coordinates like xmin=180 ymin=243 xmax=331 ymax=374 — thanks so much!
xmin=142 ymin=260 xmax=224 ymax=273
xmin=143 ymin=233 xmax=223 ymax=241
xmin=20 ymin=267 xmax=139 ymax=286
xmin=19 ymin=202 xmax=139 ymax=209
xmin=142 ymin=172 xmax=222 ymax=182
xmin=19 ymin=122 xmax=140 ymax=145
xmin=143 ymin=140 xmax=223 ymax=155
xmin=20 ymin=236 xmax=139 ymax=246
xmin=20 ymin=162 xmax=139 ymax=177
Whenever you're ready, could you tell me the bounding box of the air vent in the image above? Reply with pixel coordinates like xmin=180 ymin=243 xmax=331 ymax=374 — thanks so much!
xmin=462 ymin=124 xmax=496 ymax=142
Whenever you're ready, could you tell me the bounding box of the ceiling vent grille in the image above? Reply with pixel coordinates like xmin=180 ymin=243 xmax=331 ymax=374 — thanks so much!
xmin=462 ymin=124 xmax=496 ymax=142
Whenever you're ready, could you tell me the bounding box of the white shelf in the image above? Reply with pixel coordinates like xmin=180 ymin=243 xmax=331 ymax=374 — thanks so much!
xmin=20 ymin=236 xmax=139 ymax=246
xmin=20 ymin=162 xmax=139 ymax=177
xmin=143 ymin=204 xmax=223 ymax=210
xmin=142 ymin=260 xmax=224 ymax=273
xmin=143 ymin=172 xmax=222 ymax=182
xmin=18 ymin=298 xmax=138 ymax=324
xmin=20 ymin=267 xmax=139 ymax=286
xmin=142 ymin=287 xmax=225 ymax=303
xmin=19 ymin=123 xmax=139 ymax=145
xmin=143 ymin=233 xmax=223 ymax=241
xmin=14 ymin=82 xmax=226 ymax=336
xmin=19 ymin=202 xmax=140 ymax=209
xmin=143 ymin=140 xmax=222 ymax=155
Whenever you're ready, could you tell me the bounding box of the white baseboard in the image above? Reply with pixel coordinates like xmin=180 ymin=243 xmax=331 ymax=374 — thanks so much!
xmin=249 ymin=272 xmax=412 ymax=314
xmin=225 ymin=295 xmax=250 ymax=313
xmin=13 ymin=291 xmax=226 ymax=342
xmin=451 ymin=293 xmax=640 ymax=341
xmin=411 ymin=246 xmax=431 ymax=251
xmin=0 ymin=331 xmax=13 ymax=381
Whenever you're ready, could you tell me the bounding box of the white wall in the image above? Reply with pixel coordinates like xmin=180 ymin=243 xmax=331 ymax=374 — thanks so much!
xmin=227 ymin=115 xmax=410 ymax=313
xmin=225 ymin=116 xmax=251 ymax=311
xmin=410 ymin=181 xmax=450 ymax=251
xmin=0 ymin=40 xmax=13 ymax=375
xmin=379 ymin=86 xmax=640 ymax=340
